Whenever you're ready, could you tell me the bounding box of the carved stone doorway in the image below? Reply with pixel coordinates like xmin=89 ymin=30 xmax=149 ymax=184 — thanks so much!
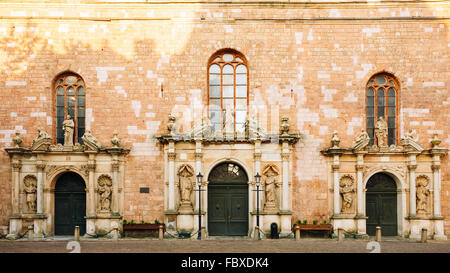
xmin=54 ymin=172 xmax=86 ymax=235
xmin=366 ymin=173 xmax=398 ymax=236
xmin=207 ymin=162 xmax=248 ymax=236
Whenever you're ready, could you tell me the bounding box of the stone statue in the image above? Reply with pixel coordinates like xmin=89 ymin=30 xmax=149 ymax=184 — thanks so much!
xmin=339 ymin=176 xmax=355 ymax=213
xmin=167 ymin=114 xmax=176 ymax=134
xmin=82 ymin=130 xmax=101 ymax=150
xmin=223 ymin=104 xmax=234 ymax=135
xmin=12 ymin=130 xmax=22 ymax=148
xmin=191 ymin=117 xmax=211 ymax=139
xmin=416 ymin=176 xmax=430 ymax=214
xmin=280 ymin=116 xmax=290 ymax=136
xmin=23 ymin=176 xmax=37 ymax=212
xmin=375 ymin=116 xmax=388 ymax=147
xmin=177 ymin=164 xmax=195 ymax=211
xmin=262 ymin=165 xmax=280 ymax=212
xmin=404 ymin=129 xmax=418 ymax=142
xmin=111 ymin=131 xmax=120 ymax=148
xmin=62 ymin=115 xmax=75 ymax=146
xmin=331 ymin=131 xmax=340 ymax=148
xmin=31 ymin=129 xmax=52 ymax=151
xmin=98 ymin=176 xmax=112 ymax=211
xmin=352 ymin=129 xmax=370 ymax=151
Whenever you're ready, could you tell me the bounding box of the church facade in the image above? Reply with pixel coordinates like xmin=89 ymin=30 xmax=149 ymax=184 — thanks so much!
xmin=0 ymin=0 xmax=448 ymax=240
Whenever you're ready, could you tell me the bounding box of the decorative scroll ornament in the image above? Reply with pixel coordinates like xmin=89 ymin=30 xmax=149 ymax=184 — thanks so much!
xmin=82 ymin=130 xmax=101 ymax=151
xmin=401 ymin=129 xmax=424 ymax=152
xmin=352 ymin=129 xmax=370 ymax=151
xmin=23 ymin=175 xmax=37 ymax=213
xmin=31 ymin=129 xmax=52 ymax=151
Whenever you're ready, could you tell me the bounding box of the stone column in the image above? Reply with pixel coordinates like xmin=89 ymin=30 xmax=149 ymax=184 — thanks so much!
xmin=7 ymin=159 xmax=22 ymax=239
xmin=431 ymin=155 xmax=441 ymax=217
xmin=36 ymin=160 xmax=46 ymax=215
xmin=408 ymin=154 xmax=417 ymax=217
xmin=168 ymin=141 xmax=176 ymax=211
xmin=194 ymin=140 xmax=203 ymax=214
xmin=87 ymin=156 xmax=96 ymax=217
xmin=355 ymin=153 xmax=365 ymax=216
xmin=281 ymin=144 xmax=290 ymax=211
xmin=111 ymin=157 xmax=120 ymax=215
xmin=332 ymin=155 xmax=341 ymax=216
xmin=254 ymin=140 xmax=261 ymax=212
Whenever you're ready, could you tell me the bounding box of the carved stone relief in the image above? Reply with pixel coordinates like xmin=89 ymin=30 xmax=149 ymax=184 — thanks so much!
xmin=416 ymin=175 xmax=431 ymax=215
xmin=97 ymin=175 xmax=113 ymax=212
xmin=23 ymin=175 xmax=37 ymax=213
xmin=339 ymin=175 xmax=355 ymax=213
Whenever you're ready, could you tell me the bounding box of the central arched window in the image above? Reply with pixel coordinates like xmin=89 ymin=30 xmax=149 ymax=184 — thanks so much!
xmin=54 ymin=72 xmax=85 ymax=144
xmin=208 ymin=50 xmax=248 ymax=133
xmin=366 ymin=73 xmax=398 ymax=146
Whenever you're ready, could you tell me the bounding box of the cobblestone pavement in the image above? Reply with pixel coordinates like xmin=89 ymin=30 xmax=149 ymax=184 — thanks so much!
xmin=0 ymin=236 xmax=450 ymax=253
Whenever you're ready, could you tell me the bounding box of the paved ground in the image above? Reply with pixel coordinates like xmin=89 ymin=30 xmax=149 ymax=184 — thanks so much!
xmin=0 ymin=236 xmax=449 ymax=253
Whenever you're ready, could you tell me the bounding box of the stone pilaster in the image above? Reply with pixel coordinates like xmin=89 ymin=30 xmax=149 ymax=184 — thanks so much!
xmin=111 ymin=158 xmax=120 ymax=215
xmin=408 ymin=161 xmax=417 ymax=217
xmin=87 ymin=156 xmax=96 ymax=217
xmin=168 ymin=140 xmax=176 ymax=211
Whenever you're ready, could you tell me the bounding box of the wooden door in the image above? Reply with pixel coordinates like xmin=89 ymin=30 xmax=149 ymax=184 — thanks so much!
xmin=54 ymin=172 xmax=86 ymax=235
xmin=366 ymin=173 xmax=397 ymax=236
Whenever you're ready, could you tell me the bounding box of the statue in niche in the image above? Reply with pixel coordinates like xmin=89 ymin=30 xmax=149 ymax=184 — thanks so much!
xmin=98 ymin=175 xmax=112 ymax=211
xmin=352 ymin=129 xmax=370 ymax=151
xmin=416 ymin=176 xmax=430 ymax=214
xmin=339 ymin=175 xmax=355 ymax=213
xmin=177 ymin=164 xmax=195 ymax=211
xmin=23 ymin=176 xmax=37 ymax=212
xmin=62 ymin=115 xmax=75 ymax=146
xmin=82 ymin=130 xmax=101 ymax=150
xmin=375 ymin=116 xmax=388 ymax=147
xmin=262 ymin=165 xmax=280 ymax=211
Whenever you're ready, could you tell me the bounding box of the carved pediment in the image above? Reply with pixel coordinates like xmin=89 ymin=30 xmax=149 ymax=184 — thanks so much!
xmin=31 ymin=129 xmax=52 ymax=151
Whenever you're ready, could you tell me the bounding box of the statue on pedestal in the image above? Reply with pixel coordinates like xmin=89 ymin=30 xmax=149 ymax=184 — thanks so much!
xmin=177 ymin=164 xmax=195 ymax=212
xmin=62 ymin=115 xmax=74 ymax=146
xmin=23 ymin=175 xmax=37 ymax=213
xmin=352 ymin=129 xmax=370 ymax=151
xmin=98 ymin=175 xmax=112 ymax=212
xmin=375 ymin=116 xmax=388 ymax=147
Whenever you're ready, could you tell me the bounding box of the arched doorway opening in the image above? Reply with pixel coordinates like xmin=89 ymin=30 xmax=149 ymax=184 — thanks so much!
xmin=207 ymin=162 xmax=248 ymax=236
xmin=54 ymin=172 xmax=86 ymax=235
xmin=366 ymin=173 xmax=398 ymax=236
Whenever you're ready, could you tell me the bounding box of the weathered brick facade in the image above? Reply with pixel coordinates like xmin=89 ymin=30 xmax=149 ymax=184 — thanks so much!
xmin=0 ymin=0 xmax=448 ymax=237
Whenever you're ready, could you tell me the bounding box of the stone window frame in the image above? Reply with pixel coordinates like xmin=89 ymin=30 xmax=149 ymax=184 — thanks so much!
xmin=53 ymin=72 xmax=86 ymax=144
xmin=207 ymin=49 xmax=249 ymax=133
xmin=366 ymin=73 xmax=399 ymax=146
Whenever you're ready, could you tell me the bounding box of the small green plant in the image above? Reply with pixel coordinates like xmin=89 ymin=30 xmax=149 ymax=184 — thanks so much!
xmin=154 ymin=219 xmax=161 ymax=225
xmin=295 ymin=220 xmax=301 ymax=225
xmin=322 ymin=220 xmax=328 ymax=225
xmin=302 ymin=220 xmax=307 ymax=225
xmin=313 ymin=220 xmax=318 ymax=225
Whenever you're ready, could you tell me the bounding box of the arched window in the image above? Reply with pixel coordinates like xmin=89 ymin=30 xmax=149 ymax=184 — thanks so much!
xmin=208 ymin=50 xmax=248 ymax=133
xmin=366 ymin=73 xmax=398 ymax=146
xmin=54 ymin=73 xmax=85 ymax=144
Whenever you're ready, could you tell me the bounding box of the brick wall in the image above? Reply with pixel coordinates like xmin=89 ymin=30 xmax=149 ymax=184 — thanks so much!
xmin=0 ymin=1 xmax=448 ymax=233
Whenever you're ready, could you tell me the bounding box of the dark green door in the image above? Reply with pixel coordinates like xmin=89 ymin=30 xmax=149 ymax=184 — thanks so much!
xmin=54 ymin=172 xmax=86 ymax=235
xmin=366 ymin=173 xmax=397 ymax=236
xmin=208 ymin=163 xmax=248 ymax=236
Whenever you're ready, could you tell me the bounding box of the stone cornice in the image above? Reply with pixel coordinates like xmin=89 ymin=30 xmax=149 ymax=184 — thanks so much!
xmin=156 ymin=133 xmax=300 ymax=145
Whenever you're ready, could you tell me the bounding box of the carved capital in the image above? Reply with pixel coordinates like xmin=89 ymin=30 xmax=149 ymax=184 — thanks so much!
xmin=254 ymin=152 xmax=262 ymax=161
xmin=407 ymin=164 xmax=417 ymax=171
xmin=431 ymin=164 xmax=441 ymax=171
xmin=36 ymin=161 xmax=46 ymax=171
xmin=281 ymin=153 xmax=290 ymax=161
xmin=332 ymin=164 xmax=340 ymax=172
xmin=11 ymin=161 xmax=22 ymax=171
xmin=111 ymin=161 xmax=120 ymax=172
xmin=195 ymin=152 xmax=203 ymax=160
xmin=168 ymin=152 xmax=176 ymax=161
xmin=88 ymin=163 xmax=96 ymax=172
xmin=355 ymin=164 xmax=364 ymax=172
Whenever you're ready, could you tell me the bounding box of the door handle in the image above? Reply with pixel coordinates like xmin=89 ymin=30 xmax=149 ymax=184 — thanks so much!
xmin=228 ymin=215 xmax=231 ymax=222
